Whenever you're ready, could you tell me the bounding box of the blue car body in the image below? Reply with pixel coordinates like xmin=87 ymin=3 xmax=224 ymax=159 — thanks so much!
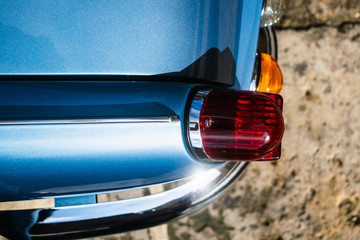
xmin=0 ymin=0 xmax=261 ymax=88
xmin=0 ymin=0 xmax=265 ymax=239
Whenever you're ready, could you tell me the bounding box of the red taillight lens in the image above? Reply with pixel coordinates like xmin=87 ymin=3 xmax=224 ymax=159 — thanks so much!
xmin=199 ymin=89 xmax=284 ymax=161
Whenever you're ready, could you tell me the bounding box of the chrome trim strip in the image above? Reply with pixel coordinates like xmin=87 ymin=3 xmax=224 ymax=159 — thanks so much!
xmin=0 ymin=199 xmax=55 ymax=211
xmin=0 ymin=116 xmax=179 ymax=125
xmin=26 ymin=162 xmax=248 ymax=239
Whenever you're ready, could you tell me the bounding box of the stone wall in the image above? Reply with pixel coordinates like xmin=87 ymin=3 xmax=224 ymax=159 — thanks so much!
xmin=279 ymin=0 xmax=360 ymax=28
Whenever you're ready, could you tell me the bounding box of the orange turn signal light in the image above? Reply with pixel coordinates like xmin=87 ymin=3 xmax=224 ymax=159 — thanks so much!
xmin=258 ymin=53 xmax=283 ymax=94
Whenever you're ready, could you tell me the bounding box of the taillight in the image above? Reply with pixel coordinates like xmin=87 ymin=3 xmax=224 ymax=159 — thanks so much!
xmin=188 ymin=89 xmax=284 ymax=162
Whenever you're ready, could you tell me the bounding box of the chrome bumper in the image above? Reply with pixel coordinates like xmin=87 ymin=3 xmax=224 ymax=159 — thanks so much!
xmin=23 ymin=162 xmax=249 ymax=239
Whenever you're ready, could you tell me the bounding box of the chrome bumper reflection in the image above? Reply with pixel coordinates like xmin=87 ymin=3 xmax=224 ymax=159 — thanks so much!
xmin=8 ymin=162 xmax=248 ymax=239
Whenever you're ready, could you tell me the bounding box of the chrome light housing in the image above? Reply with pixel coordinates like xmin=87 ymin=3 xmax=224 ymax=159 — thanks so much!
xmin=261 ymin=0 xmax=283 ymax=27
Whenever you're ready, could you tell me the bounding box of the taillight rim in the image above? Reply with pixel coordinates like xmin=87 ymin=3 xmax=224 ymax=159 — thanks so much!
xmin=187 ymin=89 xmax=215 ymax=163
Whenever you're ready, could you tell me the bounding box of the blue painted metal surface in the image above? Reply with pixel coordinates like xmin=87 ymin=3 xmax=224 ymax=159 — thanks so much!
xmin=0 ymin=0 xmax=262 ymax=87
xmin=0 ymin=81 xmax=214 ymax=201
xmin=0 ymin=0 xmax=263 ymax=202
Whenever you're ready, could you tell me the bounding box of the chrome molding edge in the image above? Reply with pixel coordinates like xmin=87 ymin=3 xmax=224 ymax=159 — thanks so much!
xmin=0 ymin=116 xmax=179 ymax=126
xmin=250 ymin=52 xmax=261 ymax=91
xmin=17 ymin=161 xmax=249 ymax=239
xmin=187 ymin=89 xmax=215 ymax=163
xmin=261 ymin=0 xmax=267 ymax=17
xmin=259 ymin=26 xmax=278 ymax=60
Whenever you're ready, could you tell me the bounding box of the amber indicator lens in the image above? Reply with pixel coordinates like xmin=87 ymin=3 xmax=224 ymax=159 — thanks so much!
xmin=258 ymin=53 xmax=283 ymax=94
xmin=199 ymin=90 xmax=284 ymax=161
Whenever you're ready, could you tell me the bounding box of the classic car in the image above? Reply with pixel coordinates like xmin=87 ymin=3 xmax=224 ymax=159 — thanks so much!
xmin=0 ymin=0 xmax=284 ymax=239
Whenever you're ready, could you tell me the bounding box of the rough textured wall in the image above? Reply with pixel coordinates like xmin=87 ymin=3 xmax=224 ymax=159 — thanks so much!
xmin=279 ymin=0 xmax=360 ymax=28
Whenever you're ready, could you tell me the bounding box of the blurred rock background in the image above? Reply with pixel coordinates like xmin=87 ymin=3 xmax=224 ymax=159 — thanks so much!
xmin=91 ymin=1 xmax=360 ymax=239
xmin=279 ymin=0 xmax=360 ymax=28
